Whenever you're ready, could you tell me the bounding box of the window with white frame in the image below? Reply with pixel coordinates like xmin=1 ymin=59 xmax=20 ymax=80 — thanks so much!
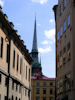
xmin=60 ymin=26 xmax=62 ymax=36
xmin=67 ymin=14 xmax=70 ymax=27
xmin=57 ymin=31 xmax=59 ymax=41
xmin=64 ymin=20 xmax=66 ymax=32
xmin=60 ymin=3 xmax=63 ymax=14
xmin=64 ymin=0 xmax=66 ymax=8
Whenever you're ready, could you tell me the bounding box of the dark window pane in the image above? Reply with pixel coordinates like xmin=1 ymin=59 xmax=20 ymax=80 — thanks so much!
xmin=13 ymin=50 xmax=15 ymax=68
xmin=6 ymin=44 xmax=9 ymax=63
xmin=0 ymin=74 xmax=1 ymax=83
xmin=20 ymin=58 xmax=22 ymax=74
xmin=17 ymin=54 xmax=19 ymax=71
xmin=1 ymin=37 xmax=3 ymax=58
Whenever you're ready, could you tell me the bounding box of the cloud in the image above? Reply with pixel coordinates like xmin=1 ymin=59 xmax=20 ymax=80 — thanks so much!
xmin=0 ymin=0 xmax=4 ymax=6
xmin=31 ymin=0 xmax=47 ymax=4
xmin=49 ymin=19 xmax=54 ymax=23
xmin=41 ymin=40 xmax=52 ymax=44
xmin=37 ymin=23 xmax=41 ymax=26
xmin=38 ymin=46 xmax=52 ymax=53
xmin=44 ymin=29 xmax=55 ymax=40
xmin=15 ymin=23 xmax=21 ymax=26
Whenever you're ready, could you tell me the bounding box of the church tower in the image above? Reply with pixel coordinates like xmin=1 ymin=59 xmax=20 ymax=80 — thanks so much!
xmin=31 ymin=17 xmax=42 ymax=76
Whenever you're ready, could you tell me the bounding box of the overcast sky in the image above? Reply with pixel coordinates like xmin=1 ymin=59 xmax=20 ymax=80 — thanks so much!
xmin=0 ymin=0 xmax=58 ymax=78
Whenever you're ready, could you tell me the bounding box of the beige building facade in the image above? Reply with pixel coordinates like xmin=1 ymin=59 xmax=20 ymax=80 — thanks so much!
xmin=53 ymin=0 xmax=75 ymax=100
xmin=31 ymin=75 xmax=55 ymax=100
xmin=0 ymin=6 xmax=33 ymax=100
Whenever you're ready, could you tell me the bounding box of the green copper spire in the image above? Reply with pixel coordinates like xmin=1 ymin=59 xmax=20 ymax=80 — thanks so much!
xmin=31 ymin=16 xmax=38 ymax=61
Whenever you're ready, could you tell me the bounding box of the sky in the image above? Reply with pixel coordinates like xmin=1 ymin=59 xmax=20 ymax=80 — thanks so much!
xmin=0 ymin=0 xmax=58 ymax=78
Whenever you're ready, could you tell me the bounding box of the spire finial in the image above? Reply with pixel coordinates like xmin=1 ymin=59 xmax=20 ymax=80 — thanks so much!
xmin=35 ymin=11 xmax=36 ymax=19
xmin=40 ymin=53 xmax=41 ymax=64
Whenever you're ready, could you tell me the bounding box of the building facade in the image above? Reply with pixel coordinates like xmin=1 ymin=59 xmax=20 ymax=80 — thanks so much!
xmin=53 ymin=0 xmax=75 ymax=100
xmin=0 ymin=6 xmax=33 ymax=100
xmin=31 ymin=18 xmax=55 ymax=100
xmin=31 ymin=74 xmax=55 ymax=100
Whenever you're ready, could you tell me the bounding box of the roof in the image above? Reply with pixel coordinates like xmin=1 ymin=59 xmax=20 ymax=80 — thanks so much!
xmin=31 ymin=72 xmax=55 ymax=80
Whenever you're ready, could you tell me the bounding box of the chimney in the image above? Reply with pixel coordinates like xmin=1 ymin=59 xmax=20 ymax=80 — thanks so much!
xmin=18 ymin=35 xmax=21 ymax=39
xmin=21 ymin=40 xmax=24 ymax=44
xmin=15 ymin=30 xmax=18 ymax=34
xmin=10 ymin=22 xmax=14 ymax=29
xmin=0 ymin=6 xmax=2 ymax=11
xmin=4 ymin=14 xmax=8 ymax=20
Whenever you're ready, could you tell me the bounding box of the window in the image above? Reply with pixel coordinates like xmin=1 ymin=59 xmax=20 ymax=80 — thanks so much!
xmin=60 ymin=51 xmax=62 ymax=57
xmin=49 ymin=97 xmax=53 ymax=100
xmin=16 ymin=97 xmax=17 ymax=100
xmin=0 ymin=37 xmax=3 ymax=58
xmin=13 ymin=50 xmax=15 ymax=68
xmin=57 ymin=55 xmax=59 ymax=68
xmin=6 ymin=44 xmax=9 ymax=63
xmin=5 ymin=96 xmax=7 ymax=100
xmin=60 ymin=51 xmax=62 ymax=67
xmin=36 ymin=97 xmax=40 ymax=100
xmin=43 ymin=82 xmax=46 ymax=85
xmin=67 ymin=43 xmax=71 ymax=60
xmin=5 ymin=77 xmax=8 ymax=86
xmin=43 ymin=88 xmax=46 ymax=94
xmin=60 ymin=3 xmax=62 ymax=14
xmin=50 ymin=89 xmax=53 ymax=94
xmin=64 ymin=20 xmax=66 ymax=32
xmin=28 ymin=90 xmax=30 ymax=97
xmin=12 ymin=96 xmax=14 ymax=100
xmin=19 ymin=85 xmax=21 ymax=93
xmin=29 ymin=69 xmax=30 ymax=81
xmin=67 ymin=14 xmax=70 ymax=27
xmin=64 ymin=0 xmax=66 ymax=8
xmin=20 ymin=58 xmax=22 ymax=74
xmin=12 ymin=80 xmax=14 ymax=90
xmin=17 ymin=54 xmax=19 ymax=71
xmin=26 ymin=66 xmax=27 ymax=79
xmin=25 ymin=88 xmax=27 ymax=96
xmin=63 ymin=47 xmax=66 ymax=64
xmin=36 ymin=82 xmax=40 ymax=85
xmin=16 ymin=84 xmax=17 ymax=91
xmin=36 ymin=88 xmax=40 ymax=94
xmin=43 ymin=97 xmax=46 ymax=100
xmin=50 ymin=82 xmax=53 ymax=86
xmin=60 ymin=26 xmax=62 ymax=36
xmin=67 ymin=43 xmax=70 ymax=50
xmin=0 ymin=74 xmax=1 ymax=83
xmin=57 ymin=31 xmax=59 ymax=41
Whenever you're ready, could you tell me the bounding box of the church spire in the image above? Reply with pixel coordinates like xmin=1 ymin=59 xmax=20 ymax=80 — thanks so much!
xmin=32 ymin=15 xmax=38 ymax=52
xmin=31 ymin=14 xmax=38 ymax=61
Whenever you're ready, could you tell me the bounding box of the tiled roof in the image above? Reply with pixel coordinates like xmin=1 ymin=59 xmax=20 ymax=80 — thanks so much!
xmin=31 ymin=72 xmax=55 ymax=80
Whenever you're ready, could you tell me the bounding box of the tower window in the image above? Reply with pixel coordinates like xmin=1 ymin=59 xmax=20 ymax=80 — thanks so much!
xmin=60 ymin=26 xmax=62 ymax=36
xmin=60 ymin=3 xmax=63 ymax=14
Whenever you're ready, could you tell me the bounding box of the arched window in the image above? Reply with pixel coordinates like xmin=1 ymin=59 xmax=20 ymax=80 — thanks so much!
xmin=12 ymin=96 xmax=14 ymax=100
xmin=16 ymin=97 xmax=17 ymax=100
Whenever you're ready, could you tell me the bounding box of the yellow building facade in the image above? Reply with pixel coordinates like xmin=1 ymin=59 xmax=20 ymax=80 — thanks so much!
xmin=31 ymin=75 xmax=55 ymax=100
